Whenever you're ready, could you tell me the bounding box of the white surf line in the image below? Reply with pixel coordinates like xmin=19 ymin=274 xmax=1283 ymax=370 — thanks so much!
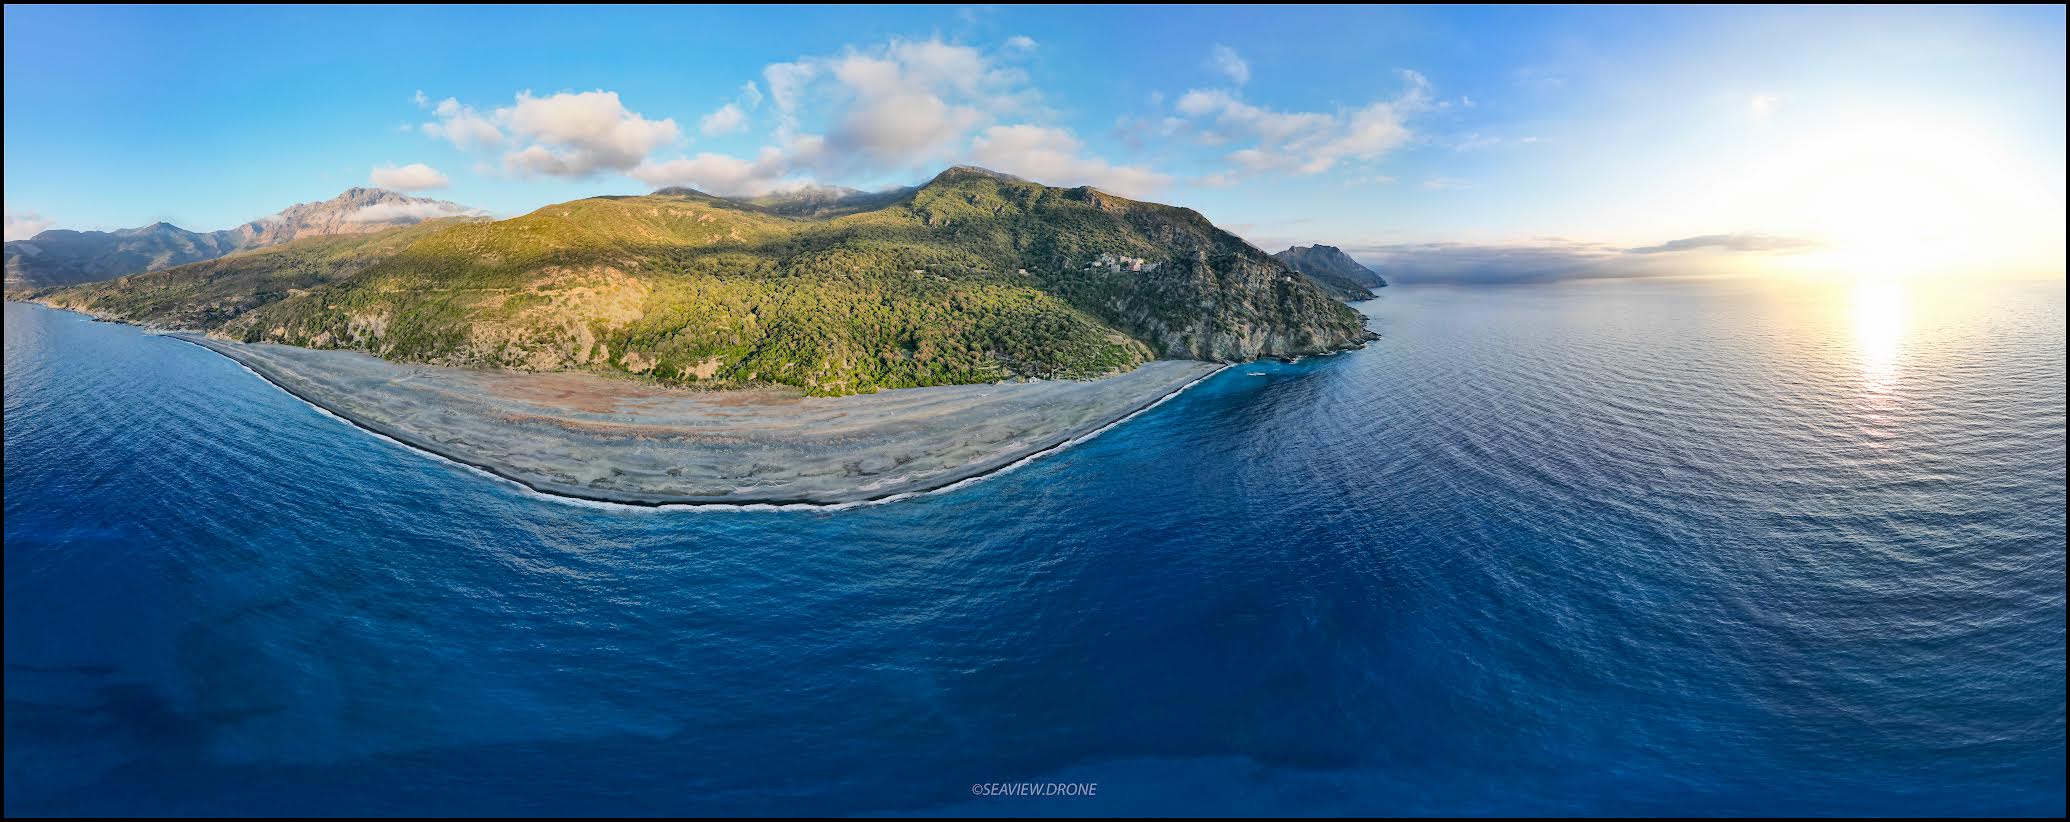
xmin=878 ymin=363 xmax=1233 ymax=507
xmin=167 ymin=331 xmax=1231 ymax=513
xmin=179 ymin=342 xmax=590 ymax=504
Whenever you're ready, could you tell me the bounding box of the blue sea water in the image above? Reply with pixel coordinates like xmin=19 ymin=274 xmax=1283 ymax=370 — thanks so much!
xmin=4 ymin=278 xmax=2065 ymax=816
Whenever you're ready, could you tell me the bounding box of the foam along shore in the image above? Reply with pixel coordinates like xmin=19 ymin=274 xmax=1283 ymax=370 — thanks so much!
xmin=170 ymin=334 xmax=1226 ymax=506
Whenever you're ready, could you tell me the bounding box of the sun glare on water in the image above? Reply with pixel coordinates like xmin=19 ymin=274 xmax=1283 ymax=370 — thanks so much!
xmin=1843 ymin=275 xmax=1913 ymax=445
xmin=1850 ymin=277 xmax=1908 ymax=392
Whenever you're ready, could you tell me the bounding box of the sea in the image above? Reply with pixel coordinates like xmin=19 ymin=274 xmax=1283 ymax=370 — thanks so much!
xmin=4 ymin=277 xmax=2064 ymax=816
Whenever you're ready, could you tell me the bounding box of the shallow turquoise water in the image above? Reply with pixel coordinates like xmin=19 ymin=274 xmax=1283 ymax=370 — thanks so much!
xmin=4 ymin=278 xmax=2064 ymax=815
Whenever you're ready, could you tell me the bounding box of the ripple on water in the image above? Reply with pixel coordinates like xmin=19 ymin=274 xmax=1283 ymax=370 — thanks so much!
xmin=3 ymin=281 xmax=2064 ymax=816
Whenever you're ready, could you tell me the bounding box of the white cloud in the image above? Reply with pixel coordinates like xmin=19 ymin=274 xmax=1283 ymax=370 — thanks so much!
xmin=1113 ymin=113 xmax=1192 ymax=151
xmin=1625 ymin=232 xmax=1815 ymax=255
xmin=640 ymin=36 xmax=1079 ymax=193
xmin=1173 ymin=69 xmax=1429 ymax=179
xmin=1421 ymin=177 xmax=1470 ymax=190
xmin=345 ymin=200 xmax=483 ymax=224
xmin=762 ymin=59 xmax=820 ymax=137
xmin=1209 ymin=44 xmax=1250 ymax=86
xmin=968 ymin=125 xmax=1170 ymax=198
xmin=885 ymin=37 xmax=1000 ymax=94
xmin=498 ymin=90 xmax=682 ymax=177
xmin=369 ymin=162 xmax=451 ymax=191
xmin=421 ymin=36 xmax=1164 ymax=198
xmin=806 ymin=38 xmax=1038 ymax=171
xmin=701 ymin=103 xmax=748 ymax=136
xmin=1305 ymin=95 xmax=1419 ymax=166
xmin=699 ymin=82 xmax=772 ymax=137
xmin=5 ymin=208 xmax=54 ymax=241
xmin=421 ymin=97 xmax=504 ymax=150
xmin=631 ymin=145 xmax=806 ymax=196
xmin=419 ymin=90 xmax=681 ymax=178
xmin=1749 ymin=94 xmax=1781 ymax=119
xmin=832 ymin=86 xmax=986 ymax=169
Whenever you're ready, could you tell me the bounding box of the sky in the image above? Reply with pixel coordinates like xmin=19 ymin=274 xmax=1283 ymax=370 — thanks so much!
xmin=4 ymin=5 xmax=2064 ymax=282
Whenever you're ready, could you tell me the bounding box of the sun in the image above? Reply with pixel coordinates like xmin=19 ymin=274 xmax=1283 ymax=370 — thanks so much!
xmin=1726 ymin=112 xmax=2062 ymax=281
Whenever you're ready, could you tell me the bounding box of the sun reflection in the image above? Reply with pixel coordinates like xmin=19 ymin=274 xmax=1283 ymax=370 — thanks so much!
xmin=1848 ymin=278 xmax=1909 ymax=445
xmin=1851 ymin=278 xmax=1908 ymax=392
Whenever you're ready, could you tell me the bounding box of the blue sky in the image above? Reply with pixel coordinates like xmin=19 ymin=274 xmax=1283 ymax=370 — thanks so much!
xmin=5 ymin=5 xmax=2064 ymax=280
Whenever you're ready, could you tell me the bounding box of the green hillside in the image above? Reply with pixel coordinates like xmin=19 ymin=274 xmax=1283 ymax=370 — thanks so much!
xmin=37 ymin=167 xmax=1371 ymax=396
xmin=37 ymin=218 xmax=483 ymax=330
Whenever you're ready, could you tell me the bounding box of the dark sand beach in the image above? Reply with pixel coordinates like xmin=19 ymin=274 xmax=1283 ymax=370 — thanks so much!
xmin=172 ymin=333 xmax=1225 ymax=506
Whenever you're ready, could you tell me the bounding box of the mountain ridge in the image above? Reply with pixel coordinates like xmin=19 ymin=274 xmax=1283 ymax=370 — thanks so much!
xmin=36 ymin=168 xmax=1374 ymax=396
xmin=4 ymin=188 xmax=481 ymax=291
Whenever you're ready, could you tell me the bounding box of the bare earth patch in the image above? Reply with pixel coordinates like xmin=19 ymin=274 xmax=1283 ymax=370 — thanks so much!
xmin=171 ymin=334 xmax=1224 ymax=505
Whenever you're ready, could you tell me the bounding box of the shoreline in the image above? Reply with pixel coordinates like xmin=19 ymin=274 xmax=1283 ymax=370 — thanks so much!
xmin=162 ymin=330 xmax=1232 ymax=509
xmin=9 ymin=299 xmax=1344 ymax=509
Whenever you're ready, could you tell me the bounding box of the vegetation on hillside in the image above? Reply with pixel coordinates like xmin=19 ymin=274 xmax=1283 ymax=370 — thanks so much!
xmin=39 ymin=219 xmax=483 ymax=330
xmin=38 ymin=168 xmax=1370 ymax=396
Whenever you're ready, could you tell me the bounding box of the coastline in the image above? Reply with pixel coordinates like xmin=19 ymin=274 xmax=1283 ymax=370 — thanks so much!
xmin=161 ymin=328 xmax=1231 ymax=509
xmin=9 ymin=299 xmax=1360 ymax=508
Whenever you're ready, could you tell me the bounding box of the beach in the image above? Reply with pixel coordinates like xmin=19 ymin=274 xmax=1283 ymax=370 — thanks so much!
xmin=170 ymin=333 xmax=1225 ymax=506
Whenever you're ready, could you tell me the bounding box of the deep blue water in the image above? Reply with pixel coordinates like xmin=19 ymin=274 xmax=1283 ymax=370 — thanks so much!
xmin=5 ymin=278 xmax=2065 ymax=816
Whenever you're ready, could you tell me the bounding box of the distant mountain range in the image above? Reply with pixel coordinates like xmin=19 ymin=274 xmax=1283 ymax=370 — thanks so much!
xmin=4 ymin=188 xmax=481 ymax=290
xmin=35 ymin=167 xmax=1376 ymax=395
xmin=1272 ymin=244 xmax=1388 ymax=300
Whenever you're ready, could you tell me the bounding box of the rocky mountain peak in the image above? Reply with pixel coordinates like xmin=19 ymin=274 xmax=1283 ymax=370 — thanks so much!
xmin=1273 ymin=244 xmax=1389 ymax=300
xmin=929 ymin=166 xmax=1030 ymax=186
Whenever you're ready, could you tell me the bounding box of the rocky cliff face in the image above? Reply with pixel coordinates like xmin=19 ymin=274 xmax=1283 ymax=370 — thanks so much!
xmin=4 ymin=188 xmax=478 ymax=291
xmin=1273 ymin=244 xmax=1388 ymax=301
xmin=887 ymin=168 xmax=1373 ymax=362
xmin=1125 ymin=252 xmax=1366 ymax=360
xmin=1032 ymin=185 xmax=1372 ymax=360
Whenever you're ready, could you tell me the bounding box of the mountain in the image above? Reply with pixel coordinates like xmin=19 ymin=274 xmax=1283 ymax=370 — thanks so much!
xmin=36 ymin=218 xmax=487 ymax=331
xmin=226 ymin=187 xmax=480 ymax=247
xmin=6 ymin=223 xmax=245 ymax=292
xmin=739 ymin=184 xmax=914 ymax=218
xmin=1273 ymin=244 xmax=1388 ymax=300
xmin=37 ymin=166 xmax=1373 ymax=396
xmin=4 ymin=188 xmax=480 ymax=291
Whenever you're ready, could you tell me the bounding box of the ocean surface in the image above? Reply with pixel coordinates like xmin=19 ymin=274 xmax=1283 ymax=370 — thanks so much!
xmin=4 ymin=278 xmax=2064 ymax=816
